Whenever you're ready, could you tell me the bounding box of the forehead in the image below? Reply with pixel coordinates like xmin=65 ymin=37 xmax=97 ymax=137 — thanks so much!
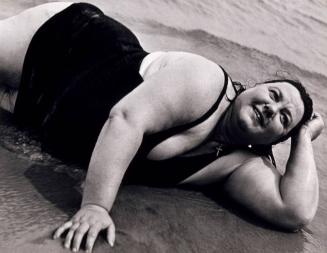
xmin=262 ymin=81 xmax=305 ymax=126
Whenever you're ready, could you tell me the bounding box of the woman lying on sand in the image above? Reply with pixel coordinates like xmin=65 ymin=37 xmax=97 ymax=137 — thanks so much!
xmin=0 ymin=2 xmax=324 ymax=252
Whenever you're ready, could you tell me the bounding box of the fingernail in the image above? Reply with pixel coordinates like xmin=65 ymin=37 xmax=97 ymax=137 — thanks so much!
xmin=65 ymin=244 xmax=69 ymax=249
xmin=72 ymin=248 xmax=77 ymax=252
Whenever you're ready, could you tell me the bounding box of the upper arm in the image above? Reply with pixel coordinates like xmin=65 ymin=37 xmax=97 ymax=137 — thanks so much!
xmin=223 ymin=156 xmax=296 ymax=229
xmin=180 ymin=150 xmax=257 ymax=186
xmin=110 ymin=54 xmax=224 ymax=134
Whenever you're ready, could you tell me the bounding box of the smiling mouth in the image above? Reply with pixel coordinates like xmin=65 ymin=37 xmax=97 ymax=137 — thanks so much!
xmin=253 ymin=106 xmax=264 ymax=126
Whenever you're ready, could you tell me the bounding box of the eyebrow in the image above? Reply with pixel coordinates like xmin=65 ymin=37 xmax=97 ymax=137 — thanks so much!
xmin=274 ymin=86 xmax=293 ymax=127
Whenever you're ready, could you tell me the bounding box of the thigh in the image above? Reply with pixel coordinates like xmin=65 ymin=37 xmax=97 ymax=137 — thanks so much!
xmin=0 ymin=2 xmax=72 ymax=88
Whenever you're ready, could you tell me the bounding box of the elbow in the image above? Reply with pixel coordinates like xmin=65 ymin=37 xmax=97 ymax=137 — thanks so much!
xmin=109 ymin=106 xmax=131 ymax=124
xmin=280 ymin=207 xmax=316 ymax=231
xmin=278 ymin=188 xmax=319 ymax=231
xmin=286 ymin=215 xmax=313 ymax=232
xmin=108 ymin=107 xmax=145 ymax=136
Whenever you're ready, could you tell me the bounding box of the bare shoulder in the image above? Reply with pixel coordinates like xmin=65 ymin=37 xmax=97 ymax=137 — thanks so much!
xmin=111 ymin=52 xmax=226 ymax=134
xmin=179 ymin=149 xmax=262 ymax=186
xmin=164 ymin=51 xmax=224 ymax=83
xmin=231 ymin=154 xmax=281 ymax=180
xmin=224 ymin=154 xmax=282 ymax=198
xmin=159 ymin=51 xmax=226 ymax=107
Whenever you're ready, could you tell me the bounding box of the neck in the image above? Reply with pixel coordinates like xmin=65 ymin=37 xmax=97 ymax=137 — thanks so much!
xmin=213 ymin=105 xmax=243 ymax=146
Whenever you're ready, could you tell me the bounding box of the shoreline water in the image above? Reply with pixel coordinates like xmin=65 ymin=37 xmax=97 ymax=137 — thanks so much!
xmin=95 ymin=0 xmax=327 ymax=76
xmin=1 ymin=0 xmax=327 ymax=76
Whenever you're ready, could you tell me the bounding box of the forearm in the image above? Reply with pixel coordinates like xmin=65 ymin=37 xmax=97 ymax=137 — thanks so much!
xmin=280 ymin=129 xmax=319 ymax=223
xmin=81 ymin=115 xmax=143 ymax=211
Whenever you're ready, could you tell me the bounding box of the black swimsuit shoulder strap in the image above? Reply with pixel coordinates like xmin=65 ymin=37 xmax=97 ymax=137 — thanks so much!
xmin=163 ymin=65 xmax=229 ymax=133
xmin=139 ymin=65 xmax=230 ymax=156
xmin=191 ymin=65 xmax=229 ymax=126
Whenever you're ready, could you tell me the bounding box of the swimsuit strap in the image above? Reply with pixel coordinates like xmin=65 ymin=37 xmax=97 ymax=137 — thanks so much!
xmin=139 ymin=65 xmax=229 ymax=156
xmin=178 ymin=65 xmax=229 ymax=129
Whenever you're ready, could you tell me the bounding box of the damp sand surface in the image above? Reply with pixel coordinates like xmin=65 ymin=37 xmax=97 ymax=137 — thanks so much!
xmin=0 ymin=1 xmax=327 ymax=253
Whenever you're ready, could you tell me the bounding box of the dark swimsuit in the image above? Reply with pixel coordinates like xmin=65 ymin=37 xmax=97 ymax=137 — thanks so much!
xmin=13 ymin=3 xmax=258 ymax=186
xmin=14 ymin=3 xmax=148 ymax=163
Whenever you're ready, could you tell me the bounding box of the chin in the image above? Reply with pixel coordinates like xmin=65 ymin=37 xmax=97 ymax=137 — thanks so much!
xmin=236 ymin=109 xmax=259 ymax=140
xmin=237 ymin=107 xmax=254 ymax=132
xmin=233 ymin=118 xmax=250 ymax=143
xmin=232 ymin=105 xmax=258 ymax=142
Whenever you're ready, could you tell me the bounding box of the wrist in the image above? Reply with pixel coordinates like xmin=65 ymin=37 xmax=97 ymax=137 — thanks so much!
xmin=82 ymin=202 xmax=110 ymax=213
xmin=291 ymin=127 xmax=311 ymax=146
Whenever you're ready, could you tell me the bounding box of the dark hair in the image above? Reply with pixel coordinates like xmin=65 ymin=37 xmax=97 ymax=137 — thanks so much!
xmin=232 ymin=79 xmax=313 ymax=167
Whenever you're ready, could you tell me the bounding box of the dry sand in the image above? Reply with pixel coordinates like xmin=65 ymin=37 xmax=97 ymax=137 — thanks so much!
xmin=0 ymin=1 xmax=326 ymax=253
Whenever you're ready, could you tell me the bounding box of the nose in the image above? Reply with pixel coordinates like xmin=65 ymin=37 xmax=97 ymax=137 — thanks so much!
xmin=263 ymin=103 xmax=278 ymax=119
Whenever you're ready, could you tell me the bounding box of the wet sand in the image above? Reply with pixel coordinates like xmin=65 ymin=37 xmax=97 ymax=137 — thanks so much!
xmin=1 ymin=1 xmax=327 ymax=253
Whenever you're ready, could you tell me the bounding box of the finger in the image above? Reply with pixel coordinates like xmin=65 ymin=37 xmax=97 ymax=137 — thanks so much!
xmin=64 ymin=222 xmax=80 ymax=249
xmin=85 ymin=223 xmax=102 ymax=253
xmin=72 ymin=223 xmax=90 ymax=252
xmin=53 ymin=221 xmax=73 ymax=239
xmin=107 ymin=223 xmax=116 ymax=247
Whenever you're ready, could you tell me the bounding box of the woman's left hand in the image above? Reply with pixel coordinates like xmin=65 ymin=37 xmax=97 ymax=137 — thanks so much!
xmin=300 ymin=112 xmax=325 ymax=141
xmin=53 ymin=204 xmax=115 ymax=252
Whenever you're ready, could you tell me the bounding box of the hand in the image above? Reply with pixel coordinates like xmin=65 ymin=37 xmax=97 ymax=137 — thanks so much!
xmin=53 ymin=204 xmax=115 ymax=252
xmin=300 ymin=112 xmax=324 ymax=141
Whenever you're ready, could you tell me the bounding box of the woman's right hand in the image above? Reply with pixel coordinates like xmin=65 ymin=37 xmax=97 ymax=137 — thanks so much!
xmin=53 ymin=204 xmax=115 ymax=252
xmin=300 ymin=112 xmax=324 ymax=141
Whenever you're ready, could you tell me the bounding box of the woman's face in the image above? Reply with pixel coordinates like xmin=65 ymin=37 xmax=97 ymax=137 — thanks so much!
xmin=230 ymin=81 xmax=305 ymax=145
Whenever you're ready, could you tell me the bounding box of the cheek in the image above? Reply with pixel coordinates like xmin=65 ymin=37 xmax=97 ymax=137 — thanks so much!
xmin=233 ymin=105 xmax=251 ymax=130
xmin=261 ymin=121 xmax=285 ymax=141
xmin=246 ymin=119 xmax=285 ymax=144
xmin=237 ymin=104 xmax=262 ymax=130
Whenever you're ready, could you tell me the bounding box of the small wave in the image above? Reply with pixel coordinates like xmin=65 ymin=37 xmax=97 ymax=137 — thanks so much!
xmin=141 ymin=20 xmax=327 ymax=80
xmin=295 ymin=9 xmax=327 ymax=28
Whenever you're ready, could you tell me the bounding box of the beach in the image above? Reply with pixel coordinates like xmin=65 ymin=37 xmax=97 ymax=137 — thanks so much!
xmin=0 ymin=0 xmax=326 ymax=252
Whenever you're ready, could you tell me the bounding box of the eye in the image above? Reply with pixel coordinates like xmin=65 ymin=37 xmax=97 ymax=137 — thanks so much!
xmin=269 ymin=89 xmax=279 ymax=101
xmin=280 ymin=113 xmax=289 ymax=128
